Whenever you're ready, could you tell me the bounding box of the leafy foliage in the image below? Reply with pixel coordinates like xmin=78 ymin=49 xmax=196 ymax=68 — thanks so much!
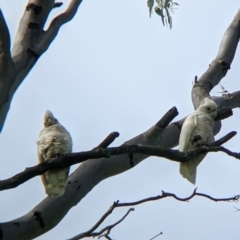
xmin=147 ymin=0 xmax=179 ymax=29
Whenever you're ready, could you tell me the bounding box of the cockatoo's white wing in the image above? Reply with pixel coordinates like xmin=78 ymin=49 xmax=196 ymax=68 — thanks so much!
xmin=179 ymin=114 xmax=197 ymax=152
xmin=179 ymin=113 xmax=202 ymax=184
xmin=179 ymin=98 xmax=217 ymax=184
xmin=37 ymin=111 xmax=72 ymax=197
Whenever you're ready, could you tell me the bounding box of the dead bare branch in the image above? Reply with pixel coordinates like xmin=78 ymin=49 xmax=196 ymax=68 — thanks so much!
xmin=96 ymin=208 xmax=134 ymax=240
xmin=67 ymin=188 xmax=239 ymax=240
xmin=149 ymin=232 xmax=163 ymax=240
xmin=94 ymin=132 xmax=120 ymax=149
xmin=66 ymin=201 xmax=134 ymax=240
xmin=155 ymin=106 xmax=178 ymax=128
xmin=116 ymin=188 xmax=240 ymax=208
xmin=211 ymin=131 xmax=237 ymax=146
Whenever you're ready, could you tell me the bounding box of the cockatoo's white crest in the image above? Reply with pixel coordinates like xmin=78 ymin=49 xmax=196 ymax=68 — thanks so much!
xmin=37 ymin=110 xmax=72 ymax=197
xmin=179 ymin=98 xmax=217 ymax=184
xmin=44 ymin=110 xmax=59 ymax=127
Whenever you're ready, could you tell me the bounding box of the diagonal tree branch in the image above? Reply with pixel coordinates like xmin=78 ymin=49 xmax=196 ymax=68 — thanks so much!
xmin=94 ymin=131 xmax=120 ymax=149
xmin=0 ymin=0 xmax=85 ymax=132
xmin=67 ymin=189 xmax=239 ymax=240
xmin=0 ymin=9 xmax=12 ymax=75
xmin=191 ymin=9 xmax=240 ymax=109
xmin=0 ymin=9 xmax=13 ymax=133
xmin=68 ymin=208 xmax=134 ymax=240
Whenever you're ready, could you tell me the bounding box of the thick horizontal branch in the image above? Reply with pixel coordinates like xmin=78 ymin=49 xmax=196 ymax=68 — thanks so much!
xmin=214 ymin=107 xmax=233 ymax=121
xmin=213 ymin=90 xmax=240 ymax=109
xmin=0 ymin=131 xmax=237 ymax=191
xmin=67 ymin=188 xmax=239 ymax=240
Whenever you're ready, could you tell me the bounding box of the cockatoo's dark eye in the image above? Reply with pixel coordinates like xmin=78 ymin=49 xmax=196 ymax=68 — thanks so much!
xmin=206 ymin=107 xmax=211 ymax=111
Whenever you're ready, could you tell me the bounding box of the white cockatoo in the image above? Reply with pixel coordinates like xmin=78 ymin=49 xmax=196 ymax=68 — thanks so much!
xmin=37 ymin=110 xmax=72 ymax=197
xmin=179 ymin=97 xmax=217 ymax=184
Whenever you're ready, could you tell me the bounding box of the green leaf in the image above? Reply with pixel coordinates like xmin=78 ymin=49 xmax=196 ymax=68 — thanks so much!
xmin=169 ymin=15 xmax=172 ymax=29
xmin=155 ymin=6 xmax=165 ymax=26
xmin=165 ymin=7 xmax=172 ymax=29
xmin=164 ymin=0 xmax=171 ymax=8
xmin=147 ymin=0 xmax=154 ymax=17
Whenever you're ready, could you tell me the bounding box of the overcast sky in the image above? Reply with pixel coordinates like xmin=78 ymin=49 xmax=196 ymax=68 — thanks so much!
xmin=1 ymin=0 xmax=240 ymax=239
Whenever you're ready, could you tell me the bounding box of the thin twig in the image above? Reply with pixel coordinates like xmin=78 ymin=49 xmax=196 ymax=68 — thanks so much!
xmin=67 ymin=204 xmax=134 ymax=240
xmin=149 ymin=232 xmax=163 ymax=240
xmin=67 ymin=201 xmax=119 ymax=239
xmin=97 ymin=208 xmax=134 ymax=239
xmin=116 ymin=188 xmax=240 ymax=207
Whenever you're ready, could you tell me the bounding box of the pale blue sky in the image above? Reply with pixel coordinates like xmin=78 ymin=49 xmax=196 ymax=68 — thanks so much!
xmin=1 ymin=1 xmax=240 ymax=239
